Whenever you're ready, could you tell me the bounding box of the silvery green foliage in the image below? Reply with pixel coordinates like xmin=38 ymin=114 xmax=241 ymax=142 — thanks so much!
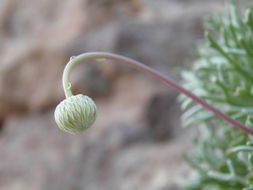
xmin=180 ymin=1 xmax=253 ymax=189
xmin=54 ymin=94 xmax=97 ymax=134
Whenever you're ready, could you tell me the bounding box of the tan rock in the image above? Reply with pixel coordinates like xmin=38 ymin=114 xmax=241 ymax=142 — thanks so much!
xmin=0 ymin=0 xmax=141 ymax=119
xmin=0 ymin=44 xmax=67 ymax=117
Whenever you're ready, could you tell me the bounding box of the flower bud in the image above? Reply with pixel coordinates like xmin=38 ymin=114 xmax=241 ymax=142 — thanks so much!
xmin=54 ymin=94 xmax=97 ymax=134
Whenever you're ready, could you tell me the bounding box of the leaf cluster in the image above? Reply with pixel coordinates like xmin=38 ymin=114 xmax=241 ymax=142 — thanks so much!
xmin=180 ymin=1 xmax=253 ymax=189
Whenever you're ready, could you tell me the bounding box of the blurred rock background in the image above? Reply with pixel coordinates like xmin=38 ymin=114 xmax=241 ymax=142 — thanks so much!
xmin=0 ymin=0 xmax=228 ymax=190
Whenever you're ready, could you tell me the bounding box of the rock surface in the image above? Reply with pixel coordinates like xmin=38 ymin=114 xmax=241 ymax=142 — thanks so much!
xmin=0 ymin=74 xmax=191 ymax=190
xmin=0 ymin=0 xmax=234 ymax=190
xmin=0 ymin=0 xmax=141 ymax=119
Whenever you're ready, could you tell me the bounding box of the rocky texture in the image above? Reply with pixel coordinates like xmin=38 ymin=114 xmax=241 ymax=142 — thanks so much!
xmin=145 ymin=92 xmax=181 ymax=141
xmin=0 ymin=46 xmax=66 ymax=117
xmin=0 ymin=0 xmax=234 ymax=190
xmin=0 ymin=74 xmax=191 ymax=190
xmin=114 ymin=0 xmax=226 ymax=77
xmin=0 ymin=110 xmax=190 ymax=190
xmin=0 ymin=0 xmax=141 ymax=119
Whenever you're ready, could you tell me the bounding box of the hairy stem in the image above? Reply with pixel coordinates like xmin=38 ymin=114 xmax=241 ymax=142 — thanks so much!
xmin=62 ymin=52 xmax=253 ymax=135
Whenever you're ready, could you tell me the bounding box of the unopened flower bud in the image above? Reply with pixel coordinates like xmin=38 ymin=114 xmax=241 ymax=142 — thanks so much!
xmin=54 ymin=94 xmax=97 ymax=134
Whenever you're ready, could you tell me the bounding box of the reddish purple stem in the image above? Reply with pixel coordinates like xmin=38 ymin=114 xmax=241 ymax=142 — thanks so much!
xmin=72 ymin=52 xmax=253 ymax=135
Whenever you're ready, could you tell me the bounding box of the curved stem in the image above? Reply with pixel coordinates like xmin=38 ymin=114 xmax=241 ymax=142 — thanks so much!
xmin=62 ymin=52 xmax=253 ymax=135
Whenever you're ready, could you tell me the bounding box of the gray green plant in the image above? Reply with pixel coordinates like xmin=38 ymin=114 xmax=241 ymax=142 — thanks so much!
xmin=54 ymin=1 xmax=253 ymax=188
xmin=180 ymin=1 xmax=253 ymax=189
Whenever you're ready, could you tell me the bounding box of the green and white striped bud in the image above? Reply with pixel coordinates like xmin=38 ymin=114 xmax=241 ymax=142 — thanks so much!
xmin=54 ymin=94 xmax=97 ymax=134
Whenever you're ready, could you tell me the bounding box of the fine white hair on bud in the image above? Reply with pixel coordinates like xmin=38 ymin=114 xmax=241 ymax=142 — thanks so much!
xmin=54 ymin=94 xmax=97 ymax=134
